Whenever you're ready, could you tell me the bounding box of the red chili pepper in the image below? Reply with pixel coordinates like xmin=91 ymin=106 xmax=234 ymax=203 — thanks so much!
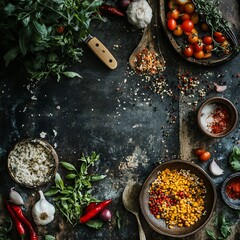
xmin=5 ymin=200 xmax=25 ymax=240
xmin=10 ymin=204 xmax=38 ymax=240
xmin=84 ymin=202 xmax=98 ymax=214
xmin=100 ymin=4 xmax=126 ymax=17
xmin=79 ymin=199 xmax=112 ymax=224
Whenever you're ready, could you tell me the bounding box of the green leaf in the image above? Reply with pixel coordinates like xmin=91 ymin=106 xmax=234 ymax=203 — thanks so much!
xmin=3 ymin=47 xmax=20 ymax=66
xmin=66 ymin=173 xmax=78 ymax=179
xmin=33 ymin=21 xmax=48 ymax=37
xmin=206 ymin=229 xmax=217 ymax=240
xmin=61 ymin=162 xmax=77 ymax=172
xmin=90 ymin=175 xmax=107 ymax=182
xmin=19 ymin=31 xmax=28 ymax=56
xmin=45 ymin=235 xmax=55 ymax=240
xmin=55 ymin=173 xmax=65 ymax=190
xmin=62 ymin=71 xmax=81 ymax=78
xmin=4 ymin=3 xmax=16 ymax=16
xmin=44 ymin=188 xmax=60 ymax=197
xmin=85 ymin=219 xmax=104 ymax=229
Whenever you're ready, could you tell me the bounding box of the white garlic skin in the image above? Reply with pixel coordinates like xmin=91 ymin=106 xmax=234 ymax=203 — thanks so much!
xmin=126 ymin=0 xmax=153 ymax=29
xmin=32 ymin=190 xmax=55 ymax=225
xmin=209 ymin=159 xmax=224 ymax=176
xmin=9 ymin=187 xmax=24 ymax=205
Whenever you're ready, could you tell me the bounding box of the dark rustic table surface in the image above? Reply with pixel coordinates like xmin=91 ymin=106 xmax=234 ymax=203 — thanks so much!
xmin=0 ymin=0 xmax=240 ymax=239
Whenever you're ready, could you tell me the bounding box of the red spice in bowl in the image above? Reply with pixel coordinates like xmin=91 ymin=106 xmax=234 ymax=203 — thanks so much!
xmin=197 ymin=97 xmax=238 ymax=138
xmin=221 ymin=173 xmax=240 ymax=210
xmin=225 ymin=177 xmax=240 ymax=200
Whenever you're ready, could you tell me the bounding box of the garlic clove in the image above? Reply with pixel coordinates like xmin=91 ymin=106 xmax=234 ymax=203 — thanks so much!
xmin=32 ymin=190 xmax=55 ymax=225
xmin=209 ymin=159 xmax=224 ymax=176
xmin=213 ymin=83 xmax=227 ymax=93
xmin=9 ymin=187 xmax=24 ymax=205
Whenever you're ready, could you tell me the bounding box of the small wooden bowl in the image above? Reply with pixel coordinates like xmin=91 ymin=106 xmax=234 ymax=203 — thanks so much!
xmin=139 ymin=160 xmax=216 ymax=238
xmin=8 ymin=138 xmax=59 ymax=188
xmin=221 ymin=172 xmax=240 ymax=210
xmin=197 ymin=97 xmax=238 ymax=138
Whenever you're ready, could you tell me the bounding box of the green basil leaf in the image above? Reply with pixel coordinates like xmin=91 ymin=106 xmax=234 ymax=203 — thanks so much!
xmin=66 ymin=173 xmax=78 ymax=179
xmin=4 ymin=3 xmax=16 ymax=16
xmin=33 ymin=20 xmax=48 ymax=37
xmin=3 ymin=47 xmax=20 ymax=66
xmin=86 ymin=219 xmax=103 ymax=229
xmin=61 ymin=162 xmax=77 ymax=171
xmin=62 ymin=71 xmax=81 ymax=78
xmin=45 ymin=235 xmax=55 ymax=240
xmin=19 ymin=30 xmax=28 ymax=56
xmin=206 ymin=229 xmax=217 ymax=240
xmin=44 ymin=188 xmax=59 ymax=197
xmin=55 ymin=173 xmax=65 ymax=190
xmin=90 ymin=175 xmax=107 ymax=182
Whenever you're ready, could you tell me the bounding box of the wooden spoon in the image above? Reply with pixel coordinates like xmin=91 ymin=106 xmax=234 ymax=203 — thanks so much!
xmin=129 ymin=0 xmax=165 ymax=72
xmin=122 ymin=182 xmax=146 ymax=240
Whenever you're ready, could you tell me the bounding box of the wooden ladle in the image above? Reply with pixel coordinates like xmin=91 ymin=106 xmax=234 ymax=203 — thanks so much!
xmin=129 ymin=0 xmax=165 ymax=72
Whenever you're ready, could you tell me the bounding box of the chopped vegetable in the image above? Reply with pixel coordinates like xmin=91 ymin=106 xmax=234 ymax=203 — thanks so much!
xmin=229 ymin=146 xmax=240 ymax=172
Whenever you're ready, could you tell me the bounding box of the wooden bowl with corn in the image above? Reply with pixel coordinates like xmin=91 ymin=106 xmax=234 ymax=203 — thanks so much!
xmin=139 ymin=160 xmax=216 ymax=238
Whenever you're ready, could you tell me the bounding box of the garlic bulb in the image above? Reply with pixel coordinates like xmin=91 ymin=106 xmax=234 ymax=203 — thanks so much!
xmin=32 ymin=190 xmax=55 ymax=225
xmin=126 ymin=0 xmax=153 ymax=29
xmin=209 ymin=159 xmax=224 ymax=176
xmin=9 ymin=187 xmax=24 ymax=205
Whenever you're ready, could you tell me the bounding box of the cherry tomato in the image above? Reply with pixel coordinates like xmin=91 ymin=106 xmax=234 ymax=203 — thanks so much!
xmin=184 ymin=27 xmax=197 ymax=36
xmin=214 ymin=36 xmax=226 ymax=43
xmin=203 ymin=36 xmax=213 ymax=45
xmin=183 ymin=45 xmax=194 ymax=58
xmin=213 ymin=32 xmax=223 ymax=38
xmin=173 ymin=25 xmax=184 ymax=36
xmin=194 ymin=50 xmax=204 ymax=59
xmin=201 ymin=22 xmax=209 ymax=32
xmin=181 ymin=13 xmax=191 ymax=21
xmin=188 ymin=33 xmax=198 ymax=44
xmin=178 ymin=4 xmax=185 ymax=13
xmin=184 ymin=2 xmax=195 ymax=14
xmin=190 ymin=12 xmax=199 ymax=24
xmin=199 ymin=151 xmax=211 ymax=161
xmin=203 ymin=44 xmax=214 ymax=52
xmin=56 ymin=26 xmax=65 ymax=34
xmin=167 ymin=9 xmax=180 ymax=19
xmin=193 ymin=40 xmax=204 ymax=52
xmin=194 ymin=148 xmax=206 ymax=156
xmin=167 ymin=18 xmax=177 ymax=31
xmin=176 ymin=0 xmax=190 ymax=5
xmin=168 ymin=0 xmax=178 ymax=10
xmin=181 ymin=19 xmax=194 ymax=32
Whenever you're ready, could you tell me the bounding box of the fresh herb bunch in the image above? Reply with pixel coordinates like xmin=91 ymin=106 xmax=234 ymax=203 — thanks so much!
xmin=192 ymin=0 xmax=230 ymax=33
xmin=0 ymin=0 xmax=103 ymax=81
xmin=45 ymin=152 xmax=107 ymax=226
xmin=229 ymin=146 xmax=240 ymax=171
xmin=206 ymin=213 xmax=232 ymax=240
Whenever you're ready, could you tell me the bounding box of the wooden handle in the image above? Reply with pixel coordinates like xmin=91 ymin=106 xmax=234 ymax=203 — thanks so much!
xmin=86 ymin=37 xmax=118 ymax=70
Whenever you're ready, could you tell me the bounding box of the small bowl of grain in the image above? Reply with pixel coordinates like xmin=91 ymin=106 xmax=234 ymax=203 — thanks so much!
xmin=197 ymin=97 xmax=238 ymax=138
xmin=8 ymin=138 xmax=59 ymax=188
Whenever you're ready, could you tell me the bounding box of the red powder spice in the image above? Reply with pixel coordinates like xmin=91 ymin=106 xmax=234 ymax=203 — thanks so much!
xmin=226 ymin=178 xmax=240 ymax=199
xmin=210 ymin=106 xmax=230 ymax=134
